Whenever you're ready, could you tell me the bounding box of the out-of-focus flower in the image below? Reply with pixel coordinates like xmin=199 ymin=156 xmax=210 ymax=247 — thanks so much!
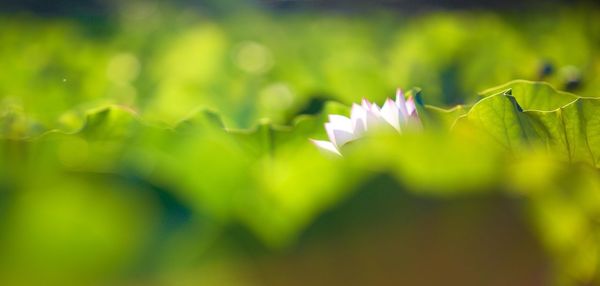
xmin=310 ymin=89 xmax=420 ymax=156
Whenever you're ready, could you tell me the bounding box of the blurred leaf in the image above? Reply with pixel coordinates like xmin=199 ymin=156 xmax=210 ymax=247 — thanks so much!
xmin=412 ymin=89 xmax=468 ymax=130
xmin=78 ymin=105 xmax=139 ymax=140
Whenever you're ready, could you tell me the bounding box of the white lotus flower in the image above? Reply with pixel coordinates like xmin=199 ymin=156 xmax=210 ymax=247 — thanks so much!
xmin=310 ymin=89 xmax=420 ymax=156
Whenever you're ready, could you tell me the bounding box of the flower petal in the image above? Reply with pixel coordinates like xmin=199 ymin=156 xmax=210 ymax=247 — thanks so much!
xmin=312 ymin=88 xmax=422 ymax=156
xmin=365 ymin=110 xmax=380 ymax=130
xmin=350 ymin=103 xmax=367 ymax=135
xmin=361 ymin=98 xmax=372 ymax=110
xmin=310 ymin=139 xmax=342 ymax=156
xmin=328 ymin=114 xmax=353 ymax=133
xmin=362 ymin=102 xmax=385 ymax=130
xmin=380 ymin=98 xmax=401 ymax=131
xmin=325 ymin=122 xmax=355 ymax=147
xmin=395 ymin=88 xmax=409 ymax=119
xmin=370 ymin=102 xmax=381 ymax=113
xmin=405 ymin=96 xmax=417 ymax=116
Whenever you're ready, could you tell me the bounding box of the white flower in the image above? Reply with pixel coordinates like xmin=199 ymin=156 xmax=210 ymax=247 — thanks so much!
xmin=310 ymin=89 xmax=420 ymax=156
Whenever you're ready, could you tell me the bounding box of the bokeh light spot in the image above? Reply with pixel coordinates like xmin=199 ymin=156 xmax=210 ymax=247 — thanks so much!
xmin=234 ymin=41 xmax=273 ymax=74
xmin=106 ymin=53 xmax=141 ymax=84
xmin=259 ymin=83 xmax=294 ymax=111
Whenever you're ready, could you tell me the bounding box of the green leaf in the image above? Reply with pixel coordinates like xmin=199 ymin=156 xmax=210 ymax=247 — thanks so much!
xmin=478 ymin=80 xmax=578 ymax=111
xmin=175 ymin=108 xmax=225 ymax=132
xmin=527 ymin=99 xmax=600 ymax=166
xmin=137 ymin=100 xmax=357 ymax=247
xmin=423 ymin=105 xmax=467 ymax=130
xmin=411 ymin=88 xmax=467 ymax=130
xmin=464 ymin=91 xmax=536 ymax=149
xmin=224 ymin=100 xmax=350 ymax=158
xmin=36 ymin=105 xmax=140 ymax=141
xmin=458 ymin=81 xmax=600 ymax=167
xmin=78 ymin=106 xmax=140 ymax=141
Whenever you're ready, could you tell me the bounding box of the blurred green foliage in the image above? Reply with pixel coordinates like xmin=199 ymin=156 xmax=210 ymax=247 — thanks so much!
xmin=1 ymin=2 xmax=600 ymax=286
xmin=1 ymin=4 xmax=598 ymax=131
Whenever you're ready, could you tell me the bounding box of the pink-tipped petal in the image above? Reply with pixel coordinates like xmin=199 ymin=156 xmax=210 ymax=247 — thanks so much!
xmin=351 ymin=103 xmax=366 ymax=118
xmin=365 ymin=109 xmax=382 ymax=130
xmin=310 ymin=139 xmax=342 ymax=156
xmin=406 ymin=96 xmax=417 ymax=116
xmin=351 ymin=103 xmax=367 ymax=135
xmin=361 ymin=98 xmax=372 ymax=110
xmin=380 ymin=98 xmax=401 ymax=131
xmin=395 ymin=88 xmax=409 ymax=119
xmin=370 ymin=102 xmax=381 ymax=113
